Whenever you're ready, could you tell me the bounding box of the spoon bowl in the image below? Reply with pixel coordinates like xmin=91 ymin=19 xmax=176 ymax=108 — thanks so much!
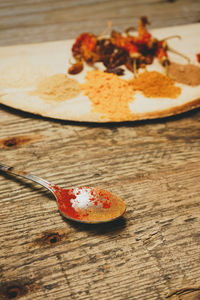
xmin=0 ymin=163 xmax=126 ymax=224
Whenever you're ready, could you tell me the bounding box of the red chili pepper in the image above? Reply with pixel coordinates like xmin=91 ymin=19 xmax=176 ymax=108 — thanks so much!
xmin=68 ymin=61 xmax=84 ymax=75
xmin=125 ymin=17 xmax=156 ymax=57
xmin=197 ymin=53 xmax=200 ymax=63
xmin=156 ymin=41 xmax=169 ymax=66
xmin=72 ymin=33 xmax=97 ymax=59
xmin=69 ymin=17 xmax=189 ymax=75
xmin=111 ymin=31 xmax=140 ymax=58
xmin=137 ymin=16 xmax=152 ymax=46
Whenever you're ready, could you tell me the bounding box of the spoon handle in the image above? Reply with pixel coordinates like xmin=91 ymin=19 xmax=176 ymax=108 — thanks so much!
xmin=0 ymin=163 xmax=53 ymax=193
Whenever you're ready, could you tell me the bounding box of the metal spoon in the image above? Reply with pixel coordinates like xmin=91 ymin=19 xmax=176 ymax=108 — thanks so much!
xmin=0 ymin=163 xmax=126 ymax=224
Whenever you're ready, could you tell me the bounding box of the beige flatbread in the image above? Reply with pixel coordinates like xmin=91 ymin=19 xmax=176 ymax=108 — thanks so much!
xmin=0 ymin=23 xmax=200 ymax=122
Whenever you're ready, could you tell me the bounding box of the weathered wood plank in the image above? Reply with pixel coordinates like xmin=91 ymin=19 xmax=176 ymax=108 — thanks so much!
xmin=0 ymin=106 xmax=200 ymax=299
xmin=0 ymin=0 xmax=200 ymax=45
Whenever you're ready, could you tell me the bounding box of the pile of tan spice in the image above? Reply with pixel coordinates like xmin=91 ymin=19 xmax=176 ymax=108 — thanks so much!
xmin=129 ymin=70 xmax=181 ymax=98
xmin=30 ymin=74 xmax=80 ymax=101
xmin=168 ymin=62 xmax=200 ymax=86
xmin=81 ymin=70 xmax=135 ymax=121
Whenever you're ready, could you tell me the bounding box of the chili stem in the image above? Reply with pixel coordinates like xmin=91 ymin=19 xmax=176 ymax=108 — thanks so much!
xmin=99 ymin=20 xmax=112 ymax=38
xmin=165 ymin=63 xmax=169 ymax=77
xmin=168 ymin=47 xmax=190 ymax=63
xmin=125 ymin=26 xmax=136 ymax=36
xmin=133 ymin=58 xmax=137 ymax=77
xmin=161 ymin=35 xmax=181 ymax=41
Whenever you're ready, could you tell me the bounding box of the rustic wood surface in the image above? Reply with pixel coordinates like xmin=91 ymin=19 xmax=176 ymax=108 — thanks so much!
xmin=0 ymin=1 xmax=200 ymax=299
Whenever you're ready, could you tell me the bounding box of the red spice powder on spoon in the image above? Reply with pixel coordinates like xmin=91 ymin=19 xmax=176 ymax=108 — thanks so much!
xmin=53 ymin=186 xmax=124 ymax=223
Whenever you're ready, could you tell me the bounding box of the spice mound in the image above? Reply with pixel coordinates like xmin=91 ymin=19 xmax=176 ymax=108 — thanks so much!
xmin=130 ymin=70 xmax=181 ymax=98
xmin=55 ymin=186 xmax=125 ymax=223
xmin=81 ymin=70 xmax=134 ymax=121
xmin=168 ymin=63 xmax=200 ymax=86
xmin=30 ymin=73 xmax=80 ymax=101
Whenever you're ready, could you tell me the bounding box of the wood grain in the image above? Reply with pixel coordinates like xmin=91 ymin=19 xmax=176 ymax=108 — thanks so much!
xmin=0 ymin=1 xmax=200 ymax=299
xmin=0 ymin=0 xmax=200 ymax=46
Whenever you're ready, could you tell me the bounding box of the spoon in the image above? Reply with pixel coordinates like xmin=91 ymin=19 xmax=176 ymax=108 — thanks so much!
xmin=0 ymin=163 xmax=126 ymax=224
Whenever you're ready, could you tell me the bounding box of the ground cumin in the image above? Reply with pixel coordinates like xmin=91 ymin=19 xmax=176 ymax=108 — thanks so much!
xmin=30 ymin=74 xmax=80 ymax=101
xmin=81 ymin=70 xmax=134 ymax=121
xmin=168 ymin=63 xmax=200 ymax=86
xmin=130 ymin=70 xmax=181 ymax=98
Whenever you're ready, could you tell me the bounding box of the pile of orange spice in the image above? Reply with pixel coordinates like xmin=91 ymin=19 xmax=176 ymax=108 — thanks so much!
xmin=130 ymin=70 xmax=181 ymax=98
xmin=81 ymin=70 xmax=134 ymax=121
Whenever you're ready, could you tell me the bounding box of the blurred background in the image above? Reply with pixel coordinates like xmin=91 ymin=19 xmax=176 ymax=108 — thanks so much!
xmin=0 ymin=0 xmax=200 ymax=46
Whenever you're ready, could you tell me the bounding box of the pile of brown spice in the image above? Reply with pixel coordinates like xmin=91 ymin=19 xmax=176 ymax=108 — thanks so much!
xmin=81 ymin=70 xmax=134 ymax=121
xmin=168 ymin=62 xmax=200 ymax=86
xmin=130 ymin=70 xmax=181 ymax=98
xmin=30 ymin=74 xmax=80 ymax=101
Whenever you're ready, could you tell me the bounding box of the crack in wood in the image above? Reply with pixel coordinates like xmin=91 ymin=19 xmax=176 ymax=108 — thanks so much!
xmin=166 ymin=287 xmax=200 ymax=298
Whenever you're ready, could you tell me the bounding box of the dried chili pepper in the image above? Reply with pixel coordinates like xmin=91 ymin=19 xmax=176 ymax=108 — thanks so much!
xmin=138 ymin=16 xmax=152 ymax=45
xmin=197 ymin=53 xmax=200 ymax=63
xmin=72 ymin=33 xmax=96 ymax=58
xmin=68 ymin=61 xmax=83 ymax=75
xmin=135 ymin=16 xmax=157 ymax=57
xmin=111 ymin=31 xmax=140 ymax=58
xmin=104 ymin=67 xmax=124 ymax=76
xmin=96 ymin=38 xmax=127 ymax=69
xmin=156 ymin=38 xmax=190 ymax=66
xmin=155 ymin=40 xmax=170 ymax=66
xmin=123 ymin=17 xmax=156 ymax=71
xmin=68 ymin=32 xmax=100 ymax=74
xmin=110 ymin=30 xmax=141 ymax=74
xmin=68 ymin=17 xmax=191 ymax=76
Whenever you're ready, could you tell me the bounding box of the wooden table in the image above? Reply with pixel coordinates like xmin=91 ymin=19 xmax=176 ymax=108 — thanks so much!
xmin=0 ymin=1 xmax=200 ymax=299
